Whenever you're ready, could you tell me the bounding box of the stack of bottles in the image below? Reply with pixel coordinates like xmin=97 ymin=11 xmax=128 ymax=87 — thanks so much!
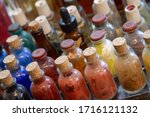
xmin=1 ymin=0 xmax=150 ymax=100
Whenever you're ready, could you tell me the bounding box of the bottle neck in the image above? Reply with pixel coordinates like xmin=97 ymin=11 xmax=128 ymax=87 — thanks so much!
xmin=32 ymin=75 xmax=45 ymax=84
xmin=93 ymin=37 xmax=106 ymax=45
xmin=10 ymin=45 xmax=23 ymax=54
xmin=11 ymin=27 xmax=23 ymax=35
xmin=6 ymin=61 xmax=20 ymax=72
xmin=116 ymin=46 xmax=130 ymax=57
xmin=35 ymin=56 xmax=48 ymax=66
xmin=2 ymin=79 xmax=17 ymax=92
xmin=60 ymin=63 xmax=73 ymax=76
xmin=31 ymin=28 xmax=46 ymax=40
xmin=86 ymin=55 xmax=100 ymax=65
xmin=66 ymin=46 xmax=77 ymax=55
xmin=65 ymin=28 xmax=78 ymax=36
xmin=94 ymin=20 xmax=108 ymax=30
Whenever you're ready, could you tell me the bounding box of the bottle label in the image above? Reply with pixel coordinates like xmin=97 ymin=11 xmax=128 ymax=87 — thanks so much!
xmin=75 ymin=37 xmax=82 ymax=48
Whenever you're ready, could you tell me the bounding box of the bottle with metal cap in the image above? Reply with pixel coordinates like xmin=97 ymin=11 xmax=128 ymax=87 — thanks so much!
xmin=29 ymin=20 xmax=58 ymax=59
xmin=8 ymin=23 xmax=36 ymax=51
xmin=92 ymin=13 xmax=117 ymax=41
xmin=0 ymin=70 xmax=31 ymax=100
xmin=59 ymin=7 xmax=88 ymax=50
xmin=3 ymin=54 xmax=31 ymax=95
xmin=90 ymin=30 xmax=116 ymax=77
xmin=125 ymin=5 xmax=149 ymax=32
xmin=0 ymin=44 xmax=7 ymax=71
xmin=60 ymin=39 xmax=85 ymax=75
xmin=26 ymin=62 xmax=61 ymax=100
xmin=6 ymin=35 xmax=32 ymax=67
xmin=113 ymin=37 xmax=146 ymax=94
xmin=55 ymin=55 xmax=91 ymax=100
xmin=122 ymin=21 xmax=144 ymax=63
xmin=35 ymin=16 xmax=62 ymax=55
xmin=142 ymin=30 xmax=150 ymax=80
xmin=83 ymin=47 xmax=117 ymax=99
xmin=126 ymin=0 xmax=150 ymax=28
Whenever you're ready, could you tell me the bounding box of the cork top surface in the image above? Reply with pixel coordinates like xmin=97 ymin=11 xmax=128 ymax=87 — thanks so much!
xmin=35 ymin=15 xmax=45 ymax=23
xmin=6 ymin=35 xmax=21 ymax=48
xmin=61 ymin=39 xmax=75 ymax=50
xmin=26 ymin=62 xmax=38 ymax=72
xmin=3 ymin=54 xmax=16 ymax=64
xmin=90 ymin=30 xmax=105 ymax=41
xmin=144 ymin=30 xmax=150 ymax=39
xmin=83 ymin=47 xmax=96 ymax=57
xmin=55 ymin=55 xmax=68 ymax=65
xmin=0 ymin=70 xmax=11 ymax=80
xmin=92 ymin=14 xmax=106 ymax=25
xmin=29 ymin=20 xmax=40 ymax=32
xmin=35 ymin=0 xmax=46 ymax=7
xmin=122 ymin=21 xmax=137 ymax=32
xmin=113 ymin=37 xmax=126 ymax=47
xmin=32 ymin=48 xmax=47 ymax=59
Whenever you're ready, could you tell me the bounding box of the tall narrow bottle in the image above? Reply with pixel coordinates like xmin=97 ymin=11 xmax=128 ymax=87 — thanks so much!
xmin=125 ymin=5 xmax=149 ymax=32
xmin=3 ymin=54 xmax=31 ymax=95
xmin=113 ymin=37 xmax=146 ymax=94
xmin=6 ymin=35 xmax=32 ymax=67
xmin=32 ymin=48 xmax=59 ymax=86
xmin=90 ymin=30 xmax=116 ymax=76
xmin=29 ymin=20 xmax=58 ymax=59
xmin=59 ymin=7 xmax=88 ymax=50
xmin=0 ymin=44 xmax=7 ymax=71
xmin=26 ymin=62 xmax=61 ymax=100
xmin=0 ymin=70 xmax=31 ymax=100
xmin=55 ymin=55 xmax=90 ymax=100
xmin=61 ymin=39 xmax=86 ymax=75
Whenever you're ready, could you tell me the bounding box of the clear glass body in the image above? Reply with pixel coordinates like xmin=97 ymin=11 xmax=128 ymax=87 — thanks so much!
xmin=114 ymin=47 xmax=146 ymax=94
xmin=58 ymin=66 xmax=90 ymax=100
xmin=10 ymin=46 xmax=33 ymax=67
xmin=138 ymin=18 xmax=149 ymax=32
xmin=93 ymin=21 xmax=117 ymax=41
xmin=124 ymin=29 xmax=144 ymax=63
xmin=31 ymin=75 xmax=61 ymax=100
xmin=93 ymin=38 xmax=116 ymax=76
xmin=84 ymin=57 xmax=117 ymax=99
xmin=0 ymin=48 xmax=7 ymax=71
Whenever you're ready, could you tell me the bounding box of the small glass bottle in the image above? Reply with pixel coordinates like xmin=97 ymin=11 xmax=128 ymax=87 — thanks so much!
xmin=6 ymin=35 xmax=32 ymax=67
xmin=0 ymin=70 xmax=31 ymax=100
xmin=92 ymin=13 xmax=117 ymax=41
xmin=0 ymin=44 xmax=7 ymax=71
xmin=83 ymin=47 xmax=117 ymax=99
xmin=29 ymin=20 xmax=58 ymax=59
xmin=8 ymin=23 xmax=36 ymax=51
xmin=126 ymin=0 xmax=150 ymax=28
xmin=59 ymin=7 xmax=88 ymax=50
xmin=3 ymin=54 xmax=31 ymax=94
xmin=125 ymin=5 xmax=149 ymax=32
xmin=113 ymin=37 xmax=146 ymax=94
xmin=35 ymin=16 xmax=62 ymax=55
xmin=90 ymin=30 xmax=116 ymax=77
xmin=142 ymin=30 xmax=150 ymax=80
xmin=93 ymin=0 xmax=123 ymax=36
xmin=55 ymin=55 xmax=90 ymax=100
xmin=67 ymin=5 xmax=92 ymax=45
xmin=26 ymin=62 xmax=61 ymax=100
xmin=122 ymin=21 xmax=144 ymax=63
xmin=60 ymin=39 xmax=85 ymax=75
xmin=32 ymin=48 xmax=59 ymax=86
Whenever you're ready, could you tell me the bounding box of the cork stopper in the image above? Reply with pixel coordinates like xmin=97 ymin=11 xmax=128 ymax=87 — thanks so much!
xmin=0 ymin=70 xmax=14 ymax=86
xmin=90 ymin=30 xmax=105 ymax=42
xmin=6 ymin=35 xmax=21 ymax=49
xmin=122 ymin=21 xmax=137 ymax=32
xmin=55 ymin=55 xmax=71 ymax=73
xmin=29 ymin=20 xmax=40 ymax=32
xmin=60 ymin=39 xmax=75 ymax=50
xmin=3 ymin=54 xmax=17 ymax=69
xmin=113 ymin=37 xmax=128 ymax=54
xmin=83 ymin=47 xmax=97 ymax=63
xmin=93 ymin=0 xmax=110 ymax=15
xmin=125 ymin=5 xmax=141 ymax=24
xmin=35 ymin=0 xmax=53 ymax=18
xmin=143 ymin=30 xmax=150 ymax=45
xmin=12 ymin=8 xmax=28 ymax=26
xmin=127 ymin=0 xmax=141 ymax=7
xmin=32 ymin=48 xmax=47 ymax=60
xmin=67 ymin=5 xmax=82 ymax=23
xmin=35 ymin=15 xmax=52 ymax=35
xmin=92 ymin=14 xmax=106 ymax=26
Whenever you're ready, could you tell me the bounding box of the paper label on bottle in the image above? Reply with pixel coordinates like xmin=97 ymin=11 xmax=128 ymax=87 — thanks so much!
xmin=75 ymin=37 xmax=82 ymax=48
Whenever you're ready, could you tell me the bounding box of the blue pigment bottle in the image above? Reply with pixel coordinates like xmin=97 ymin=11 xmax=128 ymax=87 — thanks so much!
xmin=0 ymin=44 xmax=7 ymax=71
xmin=6 ymin=35 xmax=32 ymax=67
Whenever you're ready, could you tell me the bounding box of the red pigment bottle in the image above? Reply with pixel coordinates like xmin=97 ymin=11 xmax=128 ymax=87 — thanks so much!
xmin=26 ymin=62 xmax=61 ymax=100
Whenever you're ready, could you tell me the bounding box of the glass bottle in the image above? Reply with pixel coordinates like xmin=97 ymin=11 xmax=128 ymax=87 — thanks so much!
xmin=125 ymin=5 xmax=149 ymax=32
xmin=32 ymin=48 xmax=59 ymax=86
xmin=142 ymin=30 xmax=150 ymax=80
xmin=122 ymin=21 xmax=144 ymax=63
xmin=35 ymin=16 xmax=62 ymax=55
xmin=67 ymin=5 xmax=92 ymax=46
xmin=55 ymin=55 xmax=90 ymax=100
xmin=3 ymin=54 xmax=31 ymax=95
xmin=29 ymin=20 xmax=58 ymax=59
xmin=92 ymin=13 xmax=117 ymax=41
xmin=26 ymin=62 xmax=61 ymax=100
xmin=83 ymin=47 xmax=117 ymax=99
xmin=8 ymin=23 xmax=36 ymax=51
xmin=6 ymin=35 xmax=33 ymax=67
xmin=90 ymin=30 xmax=116 ymax=77
xmin=126 ymin=0 xmax=150 ymax=28
xmin=0 ymin=44 xmax=7 ymax=71
xmin=93 ymin=0 xmax=123 ymax=36
xmin=113 ymin=37 xmax=146 ymax=94
xmin=0 ymin=70 xmax=31 ymax=100
xmin=59 ymin=7 xmax=88 ymax=50
xmin=60 ymin=39 xmax=85 ymax=75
